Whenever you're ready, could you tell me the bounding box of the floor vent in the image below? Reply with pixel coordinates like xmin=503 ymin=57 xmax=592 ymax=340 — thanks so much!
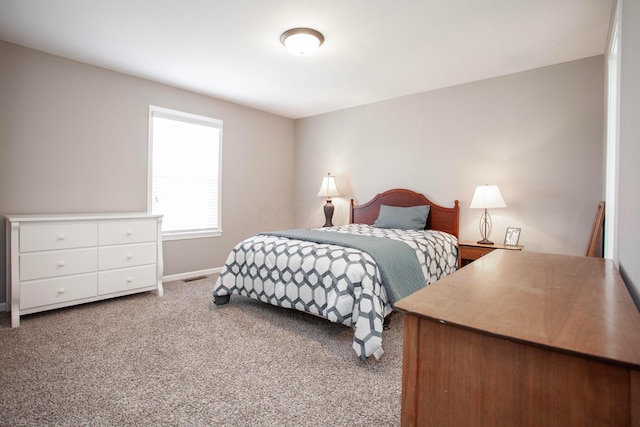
xmin=183 ymin=276 xmax=208 ymax=282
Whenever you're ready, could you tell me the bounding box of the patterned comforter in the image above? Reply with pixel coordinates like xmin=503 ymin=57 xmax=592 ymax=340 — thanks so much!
xmin=213 ymin=224 xmax=458 ymax=360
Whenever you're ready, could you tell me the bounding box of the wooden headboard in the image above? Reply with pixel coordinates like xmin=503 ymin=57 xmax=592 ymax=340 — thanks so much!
xmin=349 ymin=188 xmax=460 ymax=238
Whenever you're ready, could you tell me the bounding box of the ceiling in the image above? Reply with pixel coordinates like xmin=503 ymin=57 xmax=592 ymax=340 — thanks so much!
xmin=0 ymin=0 xmax=613 ymax=119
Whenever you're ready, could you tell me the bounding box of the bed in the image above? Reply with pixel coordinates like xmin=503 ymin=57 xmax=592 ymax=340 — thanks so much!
xmin=213 ymin=188 xmax=459 ymax=360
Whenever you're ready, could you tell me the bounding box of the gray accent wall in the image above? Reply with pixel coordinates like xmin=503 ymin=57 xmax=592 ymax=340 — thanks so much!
xmin=0 ymin=41 xmax=296 ymax=303
xmin=294 ymin=56 xmax=605 ymax=256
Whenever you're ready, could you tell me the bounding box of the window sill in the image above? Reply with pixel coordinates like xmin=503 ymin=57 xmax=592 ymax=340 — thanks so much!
xmin=162 ymin=230 xmax=222 ymax=241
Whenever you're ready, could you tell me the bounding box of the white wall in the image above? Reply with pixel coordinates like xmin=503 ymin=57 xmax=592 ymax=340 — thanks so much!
xmin=0 ymin=41 xmax=296 ymax=302
xmin=617 ymin=0 xmax=640 ymax=302
xmin=294 ymin=57 xmax=605 ymax=256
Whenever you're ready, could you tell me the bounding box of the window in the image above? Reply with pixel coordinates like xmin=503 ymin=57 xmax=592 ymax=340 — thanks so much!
xmin=605 ymin=1 xmax=621 ymax=260
xmin=148 ymin=106 xmax=222 ymax=240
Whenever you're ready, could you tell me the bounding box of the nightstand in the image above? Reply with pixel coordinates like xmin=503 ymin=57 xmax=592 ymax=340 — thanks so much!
xmin=458 ymin=240 xmax=524 ymax=268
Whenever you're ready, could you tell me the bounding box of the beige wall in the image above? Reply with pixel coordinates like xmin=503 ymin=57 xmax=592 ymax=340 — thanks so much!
xmin=294 ymin=56 xmax=605 ymax=256
xmin=1 ymin=40 xmax=619 ymax=304
xmin=0 ymin=41 xmax=296 ymax=302
xmin=617 ymin=0 xmax=640 ymax=301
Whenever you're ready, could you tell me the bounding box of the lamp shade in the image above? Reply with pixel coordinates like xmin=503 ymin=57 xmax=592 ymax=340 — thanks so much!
xmin=470 ymin=185 xmax=506 ymax=209
xmin=317 ymin=174 xmax=339 ymax=199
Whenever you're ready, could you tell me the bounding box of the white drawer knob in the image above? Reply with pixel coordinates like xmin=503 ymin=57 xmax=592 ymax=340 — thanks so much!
xmin=58 ymin=260 xmax=66 ymax=267
xmin=126 ymin=253 xmax=133 ymax=260
xmin=58 ymin=288 xmax=65 ymax=294
xmin=57 ymin=234 xmax=66 ymax=240
xmin=126 ymin=230 xmax=133 ymax=236
xmin=127 ymin=277 xmax=133 ymax=283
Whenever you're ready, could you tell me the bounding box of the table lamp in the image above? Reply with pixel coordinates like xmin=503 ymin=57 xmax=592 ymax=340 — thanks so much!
xmin=470 ymin=184 xmax=506 ymax=244
xmin=317 ymin=173 xmax=340 ymax=227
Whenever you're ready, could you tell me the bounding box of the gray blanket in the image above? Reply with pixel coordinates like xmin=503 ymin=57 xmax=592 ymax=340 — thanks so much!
xmin=259 ymin=229 xmax=426 ymax=306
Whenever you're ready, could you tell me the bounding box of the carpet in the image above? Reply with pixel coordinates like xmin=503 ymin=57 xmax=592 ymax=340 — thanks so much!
xmin=0 ymin=276 xmax=403 ymax=426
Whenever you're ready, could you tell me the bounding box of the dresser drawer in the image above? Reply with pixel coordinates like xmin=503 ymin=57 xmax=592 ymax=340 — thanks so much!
xmin=20 ymin=248 xmax=98 ymax=281
xmin=20 ymin=221 xmax=97 ymax=252
xmin=20 ymin=273 xmax=98 ymax=310
xmin=98 ymin=242 xmax=157 ymax=270
xmin=98 ymin=219 xmax=157 ymax=246
xmin=98 ymin=265 xmax=157 ymax=295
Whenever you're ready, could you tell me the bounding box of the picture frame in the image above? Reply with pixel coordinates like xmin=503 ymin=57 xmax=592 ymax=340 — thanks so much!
xmin=504 ymin=227 xmax=521 ymax=246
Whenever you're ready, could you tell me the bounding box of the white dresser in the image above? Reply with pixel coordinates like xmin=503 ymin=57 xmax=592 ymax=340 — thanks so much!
xmin=5 ymin=213 xmax=164 ymax=327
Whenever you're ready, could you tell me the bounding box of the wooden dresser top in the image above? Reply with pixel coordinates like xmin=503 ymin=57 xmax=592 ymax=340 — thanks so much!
xmin=396 ymin=250 xmax=640 ymax=368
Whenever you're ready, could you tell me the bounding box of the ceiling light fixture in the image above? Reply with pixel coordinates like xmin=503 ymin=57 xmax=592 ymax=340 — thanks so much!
xmin=280 ymin=27 xmax=324 ymax=56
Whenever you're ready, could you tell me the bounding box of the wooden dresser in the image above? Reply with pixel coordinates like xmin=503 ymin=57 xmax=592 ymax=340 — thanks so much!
xmin=396 ymin=250 xmax=640 ymax=427
xmin=6 ymin=213 xmax=164 ymax=327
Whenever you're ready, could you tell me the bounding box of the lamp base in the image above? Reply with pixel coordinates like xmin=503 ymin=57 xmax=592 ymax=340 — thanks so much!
xmin=477 ymin=209 xmax=494 ymax=245
xmin=322 ymin=200 xmax=334 ymax=227
xmin=476 ymin=239 xmax=494 ymax=245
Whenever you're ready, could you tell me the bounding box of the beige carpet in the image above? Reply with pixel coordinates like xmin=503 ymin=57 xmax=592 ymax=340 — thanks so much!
xmin=0 ymin=276 xmax=403 ymax=426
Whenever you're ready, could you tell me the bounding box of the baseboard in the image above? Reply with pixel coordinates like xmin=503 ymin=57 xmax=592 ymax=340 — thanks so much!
xmin=162 ymin=267 xmax=222 ymax=283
